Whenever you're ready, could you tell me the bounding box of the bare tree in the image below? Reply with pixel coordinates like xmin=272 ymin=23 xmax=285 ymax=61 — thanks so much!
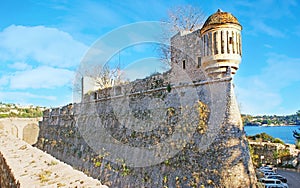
xmin=94 ymin=63 xmax=122 ymax=89
xmin=167 ymin=5 xmax=206 ymax=33
xmin=158 ymin=5 xmax=206 ymax=66
xmin=158 ymin=5 xmax=205 ymax=66
xmin=72 ymin=62 xmax=124 ymax=103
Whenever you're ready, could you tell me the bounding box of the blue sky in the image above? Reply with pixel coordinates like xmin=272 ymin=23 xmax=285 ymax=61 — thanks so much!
xmin=0 ymin=0 xmax=299 ymax=115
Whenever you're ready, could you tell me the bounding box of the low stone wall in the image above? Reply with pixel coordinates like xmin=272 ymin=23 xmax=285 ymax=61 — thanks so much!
xmin=0 ymin=152 xmax=20 ymax=188
xmin=249 ymin=141 xmax=300 ymax=167
xmin=0 ymin=118 xmax=40 ymax=145
xmin=0 ymin=130 xmax=107 ymax=188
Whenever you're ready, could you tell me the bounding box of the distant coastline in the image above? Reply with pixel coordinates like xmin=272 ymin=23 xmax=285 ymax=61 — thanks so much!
xmin=242 ymin=112 xmax=300 ymax=127
xmin=0 ymin=102 xmax=44 ymax=118
xmin=244 ymin=124 xmax=300 ymax=127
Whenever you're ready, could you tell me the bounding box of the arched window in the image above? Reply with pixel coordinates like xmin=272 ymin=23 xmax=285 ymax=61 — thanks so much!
xmin=209 ymin=32 xmax=212 ymax=56
xmin=221 ymin=31 xmax=224 ymax=54
xmin=238 ymin=34 xmax=242 ymax=55
xmin=203 ymin=36 xmax=206 ymax=56
xmin=232 ymin=31 xmax=235 ymax=54
xmin=182 ymin=60 xmax=186 ymax=69
xmin=213 ymin=32 xmax=218 ymax=54
xmin=206 ymin=34 xmax=209 ymax=56
xmin=236 ymin=33 xmax=239 ymax=55
xmin=227 ymin=31 xmax=230 ymax=54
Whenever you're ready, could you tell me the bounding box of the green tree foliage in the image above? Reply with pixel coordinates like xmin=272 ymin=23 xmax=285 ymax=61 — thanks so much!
xmin=273 ymin=149 xmax=290 ymax=161
xmin=247 ymin=132 xmax=284 ymax=144
xmin=296 ymin=140 xmax=300 ymax=149
xmin=249 ymin=144 xmax=259 ymax=166
xmin=296 ymin=110 xmax=300 ymax=117
xmin=293 ymin=128 xmax=300 ymax=139
xmin=273 ymin=138 xmax=285 ymax=145
xmin=291 ymin=113 xmax=300 ymax=148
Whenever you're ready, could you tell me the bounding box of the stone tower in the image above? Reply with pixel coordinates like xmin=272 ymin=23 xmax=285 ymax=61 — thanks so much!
xmin=200 ymin=9 xmax=242 ymax=79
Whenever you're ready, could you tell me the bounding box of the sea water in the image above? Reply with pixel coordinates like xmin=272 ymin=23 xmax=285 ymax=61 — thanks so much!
xmin=244 ymin=125 xmax=300 ymax=144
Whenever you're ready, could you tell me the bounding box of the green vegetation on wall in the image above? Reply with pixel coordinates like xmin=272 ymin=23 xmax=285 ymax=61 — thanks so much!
xmin=248 ymin=133 xmax=293 ymax=167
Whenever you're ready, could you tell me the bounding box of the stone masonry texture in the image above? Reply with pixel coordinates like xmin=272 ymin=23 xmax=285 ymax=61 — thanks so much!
xmin=35 ymin=77 xmax=257 ymax=187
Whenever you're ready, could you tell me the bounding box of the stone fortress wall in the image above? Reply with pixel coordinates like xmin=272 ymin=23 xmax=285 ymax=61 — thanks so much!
xmin=34 ymin=9 xmax=257 ymax=187
xmin=35 ymin=73 xmax=257 ymax=187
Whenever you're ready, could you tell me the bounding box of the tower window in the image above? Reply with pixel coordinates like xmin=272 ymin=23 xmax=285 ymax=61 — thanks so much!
xmin=203 ymin=36 xmax=206 ymax=56
xmin=221 ymin=31 xmax=224 ymax=54
xmin=239 ymin=34 xmax=242 ymax=55
xmin=209 ymin=32 xmax=212 ymax=56
xmin=227 ymin=31 xmax=230 ymax=53
xmin=229 ymin=37 xmax=233 ymax=44
xmin=232 ymin=31 xmax=235 ymax=54
xmin=237 ymin=33 xmax=240 ymax=55
xmin=94 ymin=92 xmax=98 ymax=100
xmin=197 ymin=57 xmax=201 ymax=68
xmin=205 ymin=34 xmax=209 ymax=56
xmin=238 ymin=34 xmax=242 ymax=55
xmin=182 ymin=60 xmax=186 ymax=69
xmin=213 ymin=32 xmax=218 ymax=54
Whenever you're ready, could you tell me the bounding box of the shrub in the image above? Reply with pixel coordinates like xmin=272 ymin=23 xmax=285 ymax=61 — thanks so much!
xmin=273 ymin=138 xmax=284 ymax=144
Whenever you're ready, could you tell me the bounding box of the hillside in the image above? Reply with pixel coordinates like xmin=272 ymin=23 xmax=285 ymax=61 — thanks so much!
xmin=0 ymin=102 xmax=45 ymax=118
xmin=242 ymin=111 xmax=300 ymax=126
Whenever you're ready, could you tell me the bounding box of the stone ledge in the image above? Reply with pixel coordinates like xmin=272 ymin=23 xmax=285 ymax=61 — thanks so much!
xmin=0 ymin=130 xmax=108 ymax=188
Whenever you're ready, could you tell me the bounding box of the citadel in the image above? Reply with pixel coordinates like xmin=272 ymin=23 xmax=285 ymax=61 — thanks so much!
xmin=0 ymin=10 xmax=258 ymax=187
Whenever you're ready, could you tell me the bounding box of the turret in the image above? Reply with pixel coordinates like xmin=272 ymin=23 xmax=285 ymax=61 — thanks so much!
xmin=200 ymin=9 xmax=242 ymax=79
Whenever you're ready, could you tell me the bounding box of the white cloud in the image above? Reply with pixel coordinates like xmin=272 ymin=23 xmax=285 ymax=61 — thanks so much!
xmin=263 ymin=53 xmax=300 ymax=87
xmin=0 ymin=91 xmax=56 ymax=107
xmin=264 ymin=44 xmax=272 ymax=49
xmin=0 ymin=25 xmax=88 ymax=68
xmin=235 ymin=80 xmax=282 ymax=115
xmin=9 ymin=66 xmax=74 ymax=89
xmin=0 ymin=76 xmax=9 ymax=86
xmin=0 ymin=91 xmax=56 ymax=101
xmin=251 ymin=20 xmax=285 ymax=38
xmin=122 ymin=57 xmax=166 ymax=81
xmin=235 ymin=53 xmax=300 ymax=115
xmin=8 ymin=62 xmax=32 ymax=70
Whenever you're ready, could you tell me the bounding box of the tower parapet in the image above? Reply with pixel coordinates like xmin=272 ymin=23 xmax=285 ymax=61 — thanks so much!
xmin=200 ymin=9 xmax=242 ymax=79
